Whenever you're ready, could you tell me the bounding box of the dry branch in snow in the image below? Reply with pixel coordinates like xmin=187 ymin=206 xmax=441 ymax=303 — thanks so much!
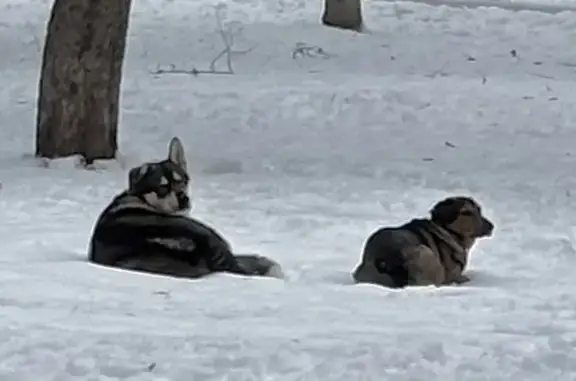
xmin=151 ymin=9 xmax=254 ymax=76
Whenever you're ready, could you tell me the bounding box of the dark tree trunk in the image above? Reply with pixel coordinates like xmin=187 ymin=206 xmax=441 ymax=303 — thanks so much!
xmin=35 ymin=0 xmax=132 ymax=163
xmin=322 ymin=0 xmax=363 ymax=32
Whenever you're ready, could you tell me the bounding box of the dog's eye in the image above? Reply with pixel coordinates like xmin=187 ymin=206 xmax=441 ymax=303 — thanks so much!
xmin=173 ymin=181 xmax=187 ymax=192
xmin=460 ymin=210 xmax=474 ymax=216
xmin=157 ymin=185 xmax=171 ymax=197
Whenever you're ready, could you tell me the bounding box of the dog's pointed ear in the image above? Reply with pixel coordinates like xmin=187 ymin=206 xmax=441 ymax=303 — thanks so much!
xmin=430 ymin=197 xmax=463 ymax=225
xmin=128 ymin=164 xmax=150 ymax=191
xmin=167 ymin=137 xmax=187 ymax=172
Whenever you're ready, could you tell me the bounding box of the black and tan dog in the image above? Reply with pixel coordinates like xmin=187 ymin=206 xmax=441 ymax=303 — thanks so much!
xmin=88 ymin=137 xmax=284 ymax=280
xmin=352 ymin=196 xmax=494 ymax=288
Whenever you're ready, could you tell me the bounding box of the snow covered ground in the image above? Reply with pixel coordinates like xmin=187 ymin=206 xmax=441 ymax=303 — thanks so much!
xmin=2 ymin=0 xmax=576 ymax=379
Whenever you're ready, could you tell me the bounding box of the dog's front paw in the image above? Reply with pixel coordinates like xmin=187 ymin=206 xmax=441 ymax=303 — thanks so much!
xmin=442 ymin=273 xmax=470 ymax=285
xmin=264 ymin=262 xmax=285 ymax=279
xmin=453 ymin=274 xmax=470 ymax=284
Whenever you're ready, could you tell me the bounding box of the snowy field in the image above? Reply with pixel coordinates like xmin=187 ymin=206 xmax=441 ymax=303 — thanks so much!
xmin=2 ymin=0 xmax=576 ymax=379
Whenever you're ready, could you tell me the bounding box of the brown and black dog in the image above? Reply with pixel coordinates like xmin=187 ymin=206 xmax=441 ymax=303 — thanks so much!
xmin=352 ymin=196 xmax=494 ymax=288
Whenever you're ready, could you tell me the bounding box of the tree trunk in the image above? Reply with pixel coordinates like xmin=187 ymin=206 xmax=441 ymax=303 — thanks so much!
xmin=322 ymin=0 xmax=363 ymax=32
xmin=35 ymin=0 xmax=132 ymax=163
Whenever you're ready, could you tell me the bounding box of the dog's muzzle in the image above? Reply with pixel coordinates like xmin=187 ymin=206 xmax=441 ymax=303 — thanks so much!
xmin=177 ymin=192 xmax=190 ymax=210
xmin=480 ymin=218 xmax=494 ymax=237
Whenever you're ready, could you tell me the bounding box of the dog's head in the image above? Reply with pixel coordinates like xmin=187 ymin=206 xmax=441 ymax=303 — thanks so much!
xmin=430 ymin=196 xmax=494 ymax=239
xmin=128 ymin=137 xmax=191 ymax=215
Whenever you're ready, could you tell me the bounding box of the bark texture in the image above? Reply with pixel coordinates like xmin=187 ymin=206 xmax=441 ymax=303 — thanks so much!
xmin=322 ymin=0 xmax=363 ymax=32
xmin=36 ymin=0 xmax=132 ymax=162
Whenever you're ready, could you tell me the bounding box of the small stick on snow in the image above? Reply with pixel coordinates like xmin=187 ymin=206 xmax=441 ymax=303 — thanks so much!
xmin=292 ymin=42 xmax=332 ymax=59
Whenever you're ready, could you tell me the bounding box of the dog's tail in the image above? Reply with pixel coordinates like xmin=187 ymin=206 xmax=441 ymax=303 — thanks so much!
xmin=352 ymin=261 xmax=401 ymax=288
xmin=265 ymin=262 xmax=285 ymax=279
xmin=234 ymin=254 xmax=285 ymax=279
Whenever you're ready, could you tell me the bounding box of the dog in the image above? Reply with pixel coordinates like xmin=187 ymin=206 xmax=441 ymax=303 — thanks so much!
xmin=352 ymin=196 xmax=494 ymax=288
xmin=88 ymin=137 xmax=284 ymax=280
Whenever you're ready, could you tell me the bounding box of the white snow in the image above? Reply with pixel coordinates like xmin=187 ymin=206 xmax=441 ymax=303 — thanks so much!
xmin=2 ymin=0 xmax=576 ymax=379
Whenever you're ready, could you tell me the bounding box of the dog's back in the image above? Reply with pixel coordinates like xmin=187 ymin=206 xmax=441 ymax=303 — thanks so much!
xmin=89 ymin=191 xmax=204 ymax=275
xmin=353 ymin=224 xmax=420 ymax=288
xmin=88 ymin=190 xmax=254 ymax=277
xmin=89 ymin=191 xmax=137 ymax=266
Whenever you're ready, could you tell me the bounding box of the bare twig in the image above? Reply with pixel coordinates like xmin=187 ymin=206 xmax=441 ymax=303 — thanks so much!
xmin=25 ymin=22 xmax=42 ymax=53
xmin=151 ymin=8 xmax=255 ymax=77
xmin=292 ymin=42 xmax=332 ymax=59
xmin=212 ymin=10 xmax=233 ymax=72
xmin=150 ymin=63 xmax=232 ymax=76
xmin=424 ymin=61 xmax=449 ymax=78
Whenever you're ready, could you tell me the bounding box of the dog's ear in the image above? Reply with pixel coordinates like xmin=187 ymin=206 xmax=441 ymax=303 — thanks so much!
xmin=430 ymin=197 xmax=465 ymax=225
xmin=167 ymin=137 xmax=187 ymax=172
xmin=128 ymin=164 xmax=150 ymax=191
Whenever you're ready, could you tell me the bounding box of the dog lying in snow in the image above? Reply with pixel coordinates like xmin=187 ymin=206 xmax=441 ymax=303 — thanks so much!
xmin=352 ymin=196 xmax=494 ymax=288
xmin=88 ymin=137 xmax=284 ymax=280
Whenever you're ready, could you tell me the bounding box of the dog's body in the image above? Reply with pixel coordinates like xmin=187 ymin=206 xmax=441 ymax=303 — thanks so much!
xmin=88 ymin=137 xmax=284 ymax=280
xmin=352 ymin=197 xmax=494 ymax=288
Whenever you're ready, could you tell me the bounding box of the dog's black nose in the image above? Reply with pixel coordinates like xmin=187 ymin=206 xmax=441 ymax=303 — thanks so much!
xmin=482 ymin=218 xmax=494 ymax=237
xmin=177 ymin=192 xmax=190 ymax=210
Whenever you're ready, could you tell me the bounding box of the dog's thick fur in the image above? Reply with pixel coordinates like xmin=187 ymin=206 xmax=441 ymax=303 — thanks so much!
xmin=352 ymin=196 xmax=494 ymax=288
xmin=88 ymin=137 xmax=284 ymax=280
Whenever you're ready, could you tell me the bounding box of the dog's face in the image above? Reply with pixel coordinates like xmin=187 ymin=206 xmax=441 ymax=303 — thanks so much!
xmin=128 ymin=137 xmax=191 ymax=215
xmin=430 ymin=196 xmax=494 ymax=238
